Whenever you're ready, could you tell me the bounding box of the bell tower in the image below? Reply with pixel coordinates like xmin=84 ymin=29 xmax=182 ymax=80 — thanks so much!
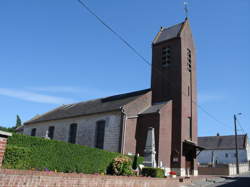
xmin=151 ymin=19 xmax=198 ymax=176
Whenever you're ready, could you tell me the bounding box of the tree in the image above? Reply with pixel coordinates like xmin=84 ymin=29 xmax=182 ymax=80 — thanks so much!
xmin=16 ymin=115 xmax=22 ymax=127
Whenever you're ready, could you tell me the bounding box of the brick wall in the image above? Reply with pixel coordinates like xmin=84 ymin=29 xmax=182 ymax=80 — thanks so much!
xmin=198 ymin=166 xmax=229 ymax=176
xmin=0 ymin=169 xmax=187 ymax=187
xmin=0 ymin=137 xmax=7 ymax=167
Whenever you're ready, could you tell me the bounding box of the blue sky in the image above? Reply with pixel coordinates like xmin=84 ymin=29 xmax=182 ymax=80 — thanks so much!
xmin=0 ymin=0 xmax=249 ymax=137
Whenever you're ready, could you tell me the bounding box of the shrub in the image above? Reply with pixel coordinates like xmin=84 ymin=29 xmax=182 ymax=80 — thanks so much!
xmin=3 ymin=145 xmax=31 ymax=169
xmin=3 ymin=133 xmax=143 ymax=175
xmin=142 ymin=167 xmax=165 ymax=178
xmin=107 ymin=156 xmax=134 ymax=176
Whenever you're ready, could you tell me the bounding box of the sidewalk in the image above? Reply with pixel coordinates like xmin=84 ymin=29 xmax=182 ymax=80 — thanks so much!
xmin=181 ymin=172 xmax=250 ymax=187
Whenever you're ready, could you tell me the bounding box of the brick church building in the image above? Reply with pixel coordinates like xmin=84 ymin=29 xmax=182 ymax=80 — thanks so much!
xmin=23 ymin=19 xmax=200 ymax=176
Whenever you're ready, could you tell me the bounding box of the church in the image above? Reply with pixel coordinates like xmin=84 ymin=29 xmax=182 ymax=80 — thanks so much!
xmin=23 ymin=19 xmax=200 ymax=176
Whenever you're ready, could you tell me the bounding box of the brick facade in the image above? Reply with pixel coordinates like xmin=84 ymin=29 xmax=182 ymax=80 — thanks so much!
xmin=0 ymin=131 xmax=12 ymax=168
xmin=151 ymin=20 xmax=198 ymax=175
xmin=0 ymin=138 xmax=7 ymax=167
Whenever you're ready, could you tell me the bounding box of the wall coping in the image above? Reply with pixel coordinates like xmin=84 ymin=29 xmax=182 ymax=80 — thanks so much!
xmin=0 ymin=130 xmax=12 ymax=138
xmin=0 ymin=169 xmax=179 ymax=181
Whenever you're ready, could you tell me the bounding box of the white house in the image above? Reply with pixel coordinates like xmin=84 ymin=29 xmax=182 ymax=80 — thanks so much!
xmin=197 ymin=134 xmax=250 ymax=165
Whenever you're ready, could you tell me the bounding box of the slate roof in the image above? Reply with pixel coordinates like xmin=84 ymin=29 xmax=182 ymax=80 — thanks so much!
xmin=152 ymin=21 xmax=185 ymax=45
xmin=198 ymin=135 xmax=248 ymax=150
xmin=140 ymin=102 xmax=168 ymax=114
xmin=25 ymin=89 xmax=151 ymax=125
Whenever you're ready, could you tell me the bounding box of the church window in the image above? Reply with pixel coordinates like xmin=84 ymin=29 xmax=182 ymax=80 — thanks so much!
xmin=188 ymin=117 xmax=192 ymax=140
xmin=188 ymin=86 xmax=190 ymax=96
xmin=31 ymin=128 xmax=36 ymax=136
xmin=48 ymin=126 xmax=55 ymax=139
xmin=187 ymin=48 xmax=192 ymax=72
xmin=95 ymin=120 xmax=106 ymax=149
xmin=162 ymin=47 xmax=171 ymax=67
xmin=68 ymin=123 xmax=77 ymax=144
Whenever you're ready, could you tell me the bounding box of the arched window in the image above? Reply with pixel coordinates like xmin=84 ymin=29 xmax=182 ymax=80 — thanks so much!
xmin=95 ymin=120 xmax=105 ymax=149
xmin=68 ymin=123 xmax=77 ymax=144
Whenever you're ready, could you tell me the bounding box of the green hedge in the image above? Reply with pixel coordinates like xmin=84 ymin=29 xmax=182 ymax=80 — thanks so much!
xmin=3 ymin=145 xmax=31 ymax=169
xmin=141 ymin=167 xmax=165 ymax=178
xmin=3 ymin=133 xmax=143 ymax=174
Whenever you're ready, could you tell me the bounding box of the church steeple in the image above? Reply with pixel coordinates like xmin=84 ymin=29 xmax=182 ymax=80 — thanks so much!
xmin=151 ymin=19 xmax=197 ymax=172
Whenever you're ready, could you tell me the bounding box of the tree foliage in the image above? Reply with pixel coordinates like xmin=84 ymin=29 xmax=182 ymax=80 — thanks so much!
xmin=16 ymin=115 xmax=22 ymax=127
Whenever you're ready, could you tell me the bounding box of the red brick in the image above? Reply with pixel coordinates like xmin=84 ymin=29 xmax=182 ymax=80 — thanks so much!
xmin=0 ymin=169 xmax=185 ymax=187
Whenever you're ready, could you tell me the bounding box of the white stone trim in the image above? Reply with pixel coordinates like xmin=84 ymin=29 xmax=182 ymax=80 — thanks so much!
xmin=0 ymin=130 xmax=12 ymax=137
xmin=193 ymin=169 xmax=198 ymax=176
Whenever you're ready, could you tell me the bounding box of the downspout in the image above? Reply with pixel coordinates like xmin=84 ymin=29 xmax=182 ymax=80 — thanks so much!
xmin=119 ymin=107 xmax=127 ymax=154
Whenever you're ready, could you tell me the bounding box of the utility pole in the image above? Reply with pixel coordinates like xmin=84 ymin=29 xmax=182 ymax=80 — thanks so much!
xmin=234 ymin=114 xmax=240 ymax=174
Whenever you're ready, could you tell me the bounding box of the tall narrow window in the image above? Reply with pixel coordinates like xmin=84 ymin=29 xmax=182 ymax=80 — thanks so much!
xmin=188 ymin=117 xmax=192 ymax=140
xmin=162 ymin=46 xmax=171 ymax=67
xmin=187 ymin=48 xmax=192 ymax=72
xmin=188 ymin=86 xmax=190 ymax=96
xmin=95 ymin=120 xmax=106 ymax=149
xmin=68 ymin=123 xmax=77 ymax=144
xmin=31 ymin=128 xmax=36 ymax=136
xmin=48 ymin=126 xmax=55 ymax=139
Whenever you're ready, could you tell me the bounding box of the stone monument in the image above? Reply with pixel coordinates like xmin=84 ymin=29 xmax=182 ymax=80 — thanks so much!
xmin=143 ymin=127 xmax=156 ymax=167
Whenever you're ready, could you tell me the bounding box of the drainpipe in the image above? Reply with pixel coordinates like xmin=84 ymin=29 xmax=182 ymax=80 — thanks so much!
xmin=120 ymin=107 xmax=127 ymax=154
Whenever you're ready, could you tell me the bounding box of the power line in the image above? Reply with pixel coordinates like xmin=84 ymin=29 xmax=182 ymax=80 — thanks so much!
xmin=77 ymin=0 xmax=232 ymax=130
xmin=77 ymin=0 xmax=150 ymax=66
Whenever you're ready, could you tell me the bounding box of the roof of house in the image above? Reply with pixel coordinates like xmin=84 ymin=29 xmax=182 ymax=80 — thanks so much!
xmin=140 ymin=101 xmax=168 ymax=115
xmin=152 ymin=21 xmax=185 ymax=45
xmin=25 ymin=89 xmax=151 ymax=125
xmin=198 ymin=135 xmax=248 ymax=150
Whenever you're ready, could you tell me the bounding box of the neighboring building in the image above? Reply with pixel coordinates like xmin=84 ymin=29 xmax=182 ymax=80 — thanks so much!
xmin=23 ymin=18 xmax=201 ymax=176
xmin=198 ymin=134 xmax=250 ymax=165
xmin=15 ymin=125 xmax=24 ymax=134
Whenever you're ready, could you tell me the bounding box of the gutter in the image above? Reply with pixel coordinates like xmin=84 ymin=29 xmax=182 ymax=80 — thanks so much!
xmin=119 ymin=107 xmax=127 ymax=154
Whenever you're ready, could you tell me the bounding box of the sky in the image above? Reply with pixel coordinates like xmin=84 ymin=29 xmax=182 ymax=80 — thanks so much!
xmin=0 ymin=0 xmax=249 ymax=137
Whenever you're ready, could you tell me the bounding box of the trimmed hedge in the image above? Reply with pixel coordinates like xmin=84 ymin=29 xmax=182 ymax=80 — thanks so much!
xmin=3 ymin=133 xmax=143 ymax=174
xmin=141 ymin=167 xmax=165 ymax=178
xmin=3 ymin=145 xmax=31 ymax=169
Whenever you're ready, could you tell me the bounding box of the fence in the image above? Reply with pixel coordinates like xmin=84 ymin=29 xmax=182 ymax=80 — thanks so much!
xmin=198 ymin=163 xmax=249 ymax=176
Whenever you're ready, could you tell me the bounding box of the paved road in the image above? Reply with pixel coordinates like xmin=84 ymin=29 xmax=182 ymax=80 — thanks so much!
xmin=206 ymin=173 xmax=250 ymax=187
xmin=182 ymin=172 xmax=250 ymax=187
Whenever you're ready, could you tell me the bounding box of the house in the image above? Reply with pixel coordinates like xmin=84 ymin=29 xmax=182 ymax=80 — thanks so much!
xmin=197 ymin=134 xmax=250 ymax=165
xmin=23 ymin=18 xmax=201 ymax=176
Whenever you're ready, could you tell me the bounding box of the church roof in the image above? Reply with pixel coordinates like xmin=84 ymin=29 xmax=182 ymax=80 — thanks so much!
xmin=198 ymin=134 xmax=248 ymax=150
xmin=25 ymin=89 xmax=150 ymax=125
xmin=140 ymin=102 xmax=168 ymax=114
xmin=152 ymin=21 xmax=185 ymax=45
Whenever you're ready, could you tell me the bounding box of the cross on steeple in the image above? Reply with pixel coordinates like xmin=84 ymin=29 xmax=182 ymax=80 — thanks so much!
xmin=184 ymin=1 xmax=189 ymax=19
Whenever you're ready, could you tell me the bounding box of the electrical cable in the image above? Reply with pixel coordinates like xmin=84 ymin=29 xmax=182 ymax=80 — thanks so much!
xmin=77 ymin=0 xmax=232 ymax=130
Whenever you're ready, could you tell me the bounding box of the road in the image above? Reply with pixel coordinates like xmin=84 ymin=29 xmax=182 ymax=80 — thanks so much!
xmin=182 ymin=172 xmax=250 ymax=187
xmin=206 ymin=172 xmax=250 ymax=187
